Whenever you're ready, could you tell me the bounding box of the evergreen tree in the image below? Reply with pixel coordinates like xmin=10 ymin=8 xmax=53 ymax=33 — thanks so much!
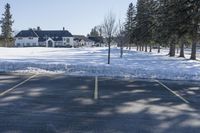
xmin=135 ymin=0 xmax=156 ymax=52
xmin=188 ymin=0 xmax=200 ymax=60
xmin=125 ymin=3 xmax=136 ymax=49
xmin=155 ymin=0 xmax=187 ymax=56
xmin=0 ymin=3 xmax=14 ymax=47
xmin=127 ymin=0 xmax=199 ymax=60
xmin=135 ymin=0 xmax=146 ymax=51
xmin=89 ymin=26 xmax=99 ymax=37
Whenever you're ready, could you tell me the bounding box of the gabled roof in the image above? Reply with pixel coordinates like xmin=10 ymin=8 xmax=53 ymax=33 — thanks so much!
xmin=15 ymin=29 xmax=38 ymax=37
xmin=15 ymin=29 xmax=73 ymax=39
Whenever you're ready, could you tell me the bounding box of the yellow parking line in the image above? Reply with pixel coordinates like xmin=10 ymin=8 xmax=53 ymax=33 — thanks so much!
xmin=0 ymin=74 xmax=38 ymax=96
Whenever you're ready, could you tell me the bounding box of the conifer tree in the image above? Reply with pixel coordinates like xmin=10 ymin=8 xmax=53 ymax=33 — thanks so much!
xmin=125 ymin=3 xmax=136 ymax=49
xmin=188 ymin=0 xmax=200 ymax=60
xmin=0 ymin=3 xmax=14 ymax=47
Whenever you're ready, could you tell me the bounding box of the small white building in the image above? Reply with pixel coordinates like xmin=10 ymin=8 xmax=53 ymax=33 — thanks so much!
xmin=88 ymin=36 xmax=104 ymax=47
xmin=15 ymin=28 xmax=74 ymax=47
xmin=73 ymin=35 xmax=95 ymax=47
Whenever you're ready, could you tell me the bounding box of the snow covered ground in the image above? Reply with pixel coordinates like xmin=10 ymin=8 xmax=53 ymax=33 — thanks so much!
xmin=0 ymin=47 xmax=200 ymax=81
xmin=137 ymin=47 xmax=200 ymax=60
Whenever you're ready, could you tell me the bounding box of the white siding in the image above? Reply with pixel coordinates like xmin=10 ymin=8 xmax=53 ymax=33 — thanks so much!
xmin=63 ymin=37 xmax=74 ymax=47
xmin=15 ymin=37 xmax=39 ymax=47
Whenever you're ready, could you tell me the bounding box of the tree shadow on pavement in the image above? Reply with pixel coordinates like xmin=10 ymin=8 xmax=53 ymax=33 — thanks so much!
xmin=0 ymin=75 xmax=200 ymax=133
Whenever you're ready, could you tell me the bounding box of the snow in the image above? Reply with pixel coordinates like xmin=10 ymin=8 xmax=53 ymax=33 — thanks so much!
xmin=0 ymin=47 xmax=200 ymax=81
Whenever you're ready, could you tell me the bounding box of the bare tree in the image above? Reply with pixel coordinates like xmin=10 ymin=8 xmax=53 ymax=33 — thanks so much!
xmin=102 ymin=12 xmax=117 ymax=64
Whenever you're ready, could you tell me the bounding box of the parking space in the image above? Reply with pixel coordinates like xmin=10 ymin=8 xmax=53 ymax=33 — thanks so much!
xmin=0 ymin=73 xmax=33 ymax=94
xmin=159 ymin=80 xmax=200 ymax=109
xmin=0 ymin=74 xmax=200 ymax=133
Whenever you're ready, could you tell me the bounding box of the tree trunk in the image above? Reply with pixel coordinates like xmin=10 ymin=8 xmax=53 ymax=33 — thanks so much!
xmin=190 ymin=37 xmax=197 ymax=60
xmin=136 ymin=44 xmax=139 ymax=51
xmin=179 ymin=39 xmax=185 ymax=57
xmin=145 ymin=44 xmax=148 ymax=52
xmin=158 ymin=44 xmax=161 ymax=53
xmin=149 ymin=45 xmax=152 ymax=52
xmin=169 ymin=43 xmax=175 ymax=57
xmin=5 ymin=39 xmax=7 ymax=47
xmin=108 ymin=42 xmax=111 ymax=64
xmin=142 ymin=45 xmax=144 ymax=51
xmin=120 ymin=43 xmax=123 ymax=58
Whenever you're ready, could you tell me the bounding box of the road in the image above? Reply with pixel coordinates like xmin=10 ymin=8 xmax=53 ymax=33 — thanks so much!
xmin=0 ymin=73 xmax=200 ymax=133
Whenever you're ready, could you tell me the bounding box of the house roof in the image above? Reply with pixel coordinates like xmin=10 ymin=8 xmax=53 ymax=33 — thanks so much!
xmin=35 ymin=30 xmax=73 ymax=38
xmin=15 ymin=29 xmax=38 ymax=37
xmin=88 ymin=36 xmax=103 ymax=43
xmin=15 ymin=29 xmax=73 ymax=42
xmin=73 ymin=35 xmax=94 ymax=42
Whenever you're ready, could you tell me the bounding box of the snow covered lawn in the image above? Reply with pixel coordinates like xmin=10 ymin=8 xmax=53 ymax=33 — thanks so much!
xmin=0 ymin=47 xmax=200 ymax=81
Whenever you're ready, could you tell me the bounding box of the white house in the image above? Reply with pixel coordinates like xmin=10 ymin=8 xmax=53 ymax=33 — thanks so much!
xmin=15 ymin=28 xmax=74 ymax=47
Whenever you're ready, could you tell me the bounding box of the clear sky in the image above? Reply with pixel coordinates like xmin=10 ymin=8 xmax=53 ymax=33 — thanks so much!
xmin=1 ymin=0 xmax=137 ymax=35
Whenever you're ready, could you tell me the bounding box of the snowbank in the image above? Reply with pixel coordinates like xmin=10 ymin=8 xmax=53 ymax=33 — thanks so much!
xmin=0 ymin=47 xmax=200 ymax=81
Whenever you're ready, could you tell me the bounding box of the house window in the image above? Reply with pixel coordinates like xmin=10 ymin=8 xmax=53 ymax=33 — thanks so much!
xmin=66 ymin=38 xmax=70 ymax=43
xmin=18 ymin=37 xmax=22 ymax=40
xmin=26 ymin=43 xmax=30 ymax=46
xmin=29 ymin=37 xmax=33 ymax=39
xmin=17 ymin=43 xmax=21 ymax=47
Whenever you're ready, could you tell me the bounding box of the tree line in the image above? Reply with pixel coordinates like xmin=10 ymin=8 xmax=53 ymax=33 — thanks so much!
xmin=124 ymin=0 xmax=200 ymax=60
xmin=90 ymin=0 xmax=200 ymax=64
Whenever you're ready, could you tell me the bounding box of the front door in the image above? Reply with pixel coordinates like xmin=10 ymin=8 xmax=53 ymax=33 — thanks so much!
xmin=48 ymin=40 xmax=53 ymax=47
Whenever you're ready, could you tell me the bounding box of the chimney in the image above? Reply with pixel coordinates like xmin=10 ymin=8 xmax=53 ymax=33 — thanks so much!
xmin=63 ymin=27 xmax=65 ymax=31
xmin=37 ymin=26 xmax=41 ymax=31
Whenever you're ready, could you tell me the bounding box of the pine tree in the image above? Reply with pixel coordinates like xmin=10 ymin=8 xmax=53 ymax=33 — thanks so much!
xmin=135 ymin=0 xmax=146 ymax=51
xmin=125 ymin=3 xmax=136 ymax=49
xmin=135 ymin=0 xmax=156 ymax=52
xmin=0 ymin=3 xmax=14 ymax=47
xmin=188 ymin=0 xmax=200 ymax=60
xmin=156 ymin=0 xmax=184 ymax=56
xmin=132 ymin=0 xmax=199 ymax=60
xmin=156 ymin=0 xmax=199 ymax=58
xmin=89 ymin=26 xmax=99 ymax=37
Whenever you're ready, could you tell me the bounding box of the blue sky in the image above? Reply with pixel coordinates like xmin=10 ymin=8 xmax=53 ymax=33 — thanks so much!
xmin=1 ymin=0 xmax=136 ymax=35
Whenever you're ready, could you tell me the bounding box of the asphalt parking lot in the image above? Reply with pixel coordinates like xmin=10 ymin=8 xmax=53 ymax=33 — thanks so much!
xmin=0 ymin=73 xmax=200 ymax=133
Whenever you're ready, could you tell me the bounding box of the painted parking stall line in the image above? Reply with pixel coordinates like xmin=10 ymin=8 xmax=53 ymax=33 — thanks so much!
xmin=0 ymin=74 xmax=38 ymax=96
xmin=94 ymin=76 xmax=98 ymax=100
xmin=155 ymin=80 xmax=189 ymax=104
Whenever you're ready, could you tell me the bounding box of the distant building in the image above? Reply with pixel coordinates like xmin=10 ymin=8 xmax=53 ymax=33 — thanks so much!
xmin=15 ymin=28 xmax=74 ymax=47
xmin=73 ymin=35 xmax=95 ymax=47
xmin=88 ymin=36 xmax=104 ymax=47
